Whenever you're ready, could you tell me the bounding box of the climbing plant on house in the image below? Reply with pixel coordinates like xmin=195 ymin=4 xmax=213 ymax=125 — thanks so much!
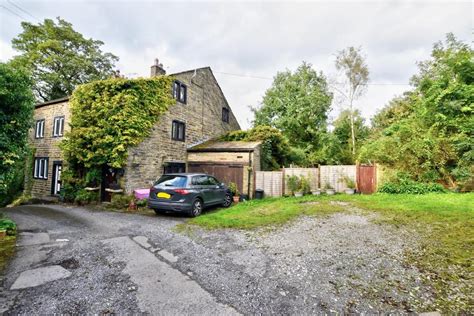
xmin=60 ymin=76 xmax=174 ymax=201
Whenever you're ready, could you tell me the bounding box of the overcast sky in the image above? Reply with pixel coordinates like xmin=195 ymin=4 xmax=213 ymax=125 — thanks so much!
xmin=1 ymin=0 xmax=472 ymax=129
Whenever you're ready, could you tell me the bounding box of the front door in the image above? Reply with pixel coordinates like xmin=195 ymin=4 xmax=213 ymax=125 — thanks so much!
xmin=51 ymin=161 xmax=62 ymax=195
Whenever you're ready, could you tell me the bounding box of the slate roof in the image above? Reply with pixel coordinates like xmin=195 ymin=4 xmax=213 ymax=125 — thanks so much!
xmin=187 ymin=139 xmax=261 ymax=152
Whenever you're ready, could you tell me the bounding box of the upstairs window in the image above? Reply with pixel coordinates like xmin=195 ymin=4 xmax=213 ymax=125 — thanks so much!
xmin=33 ymin=157 xmax=48 ymax=179
xmin=172 ymin=81 xmax=187 ymax=104
xmin=222 ymin=107 xmax=230 ymax=123
xmin=53 ymin=116 xmax=65 ymax=137
xmin=35 ymin=119 xmax=45 ymax=138
xmin=171 ymin=120 xmax=185 ymax=141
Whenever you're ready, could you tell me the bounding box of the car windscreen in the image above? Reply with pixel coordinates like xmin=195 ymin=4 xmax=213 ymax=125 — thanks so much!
xmin=155 ymin=175 xmax=187 ymax=187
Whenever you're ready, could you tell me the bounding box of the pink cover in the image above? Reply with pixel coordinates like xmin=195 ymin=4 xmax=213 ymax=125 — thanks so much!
xmin=134 ymin=189 xmax=150 ymax=200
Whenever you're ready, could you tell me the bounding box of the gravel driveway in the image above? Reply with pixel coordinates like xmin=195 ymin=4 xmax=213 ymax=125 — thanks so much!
xmin=1 ymin=203 xmax=433 ymax=314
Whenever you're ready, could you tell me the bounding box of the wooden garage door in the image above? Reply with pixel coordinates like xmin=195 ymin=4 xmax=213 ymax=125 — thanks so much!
xmin=188 ymin=163 xmax=244 ymax=193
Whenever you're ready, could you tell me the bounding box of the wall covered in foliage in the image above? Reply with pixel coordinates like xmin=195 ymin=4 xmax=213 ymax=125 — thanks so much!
xmin=60 ymin=76 xmax=175 ymax=202
xmin=61 ymin=76 xmax=175 ymax=169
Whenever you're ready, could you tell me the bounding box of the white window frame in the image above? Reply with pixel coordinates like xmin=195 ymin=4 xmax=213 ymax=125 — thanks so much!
xmin=53 ymin=116 xmax=65 ymax=137
xmin=33 ymin=157 xmax=48 ymax=180
xmin=35 ymin=119 xmax=45 ymax=138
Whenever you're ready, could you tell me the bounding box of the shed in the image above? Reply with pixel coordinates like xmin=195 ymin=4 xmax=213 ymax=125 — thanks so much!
xmin=187 ymin=140 xmax=262 ymax=198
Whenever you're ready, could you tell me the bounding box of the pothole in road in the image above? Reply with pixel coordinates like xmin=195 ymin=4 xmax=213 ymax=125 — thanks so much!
xmin=57 ymin=258 xmax=80 ymax=270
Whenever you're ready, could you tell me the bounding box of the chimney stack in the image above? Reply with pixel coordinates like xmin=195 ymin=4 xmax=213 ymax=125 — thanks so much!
xmin=150 ymin=58 xmax=166 ymax=77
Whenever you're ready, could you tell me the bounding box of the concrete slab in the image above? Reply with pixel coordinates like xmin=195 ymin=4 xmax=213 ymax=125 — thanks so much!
xmin=132 ymin=236 xmax=151 ymax=249
xmin=102 ymin=236 xmax=238 ymax=315
xmin=157 ymin=249 xmax=178 ymax=263
xmin=10 ymin=265 xmax=71 ymax=290
xmin=17 ymin=232 xmax=50 ymax=246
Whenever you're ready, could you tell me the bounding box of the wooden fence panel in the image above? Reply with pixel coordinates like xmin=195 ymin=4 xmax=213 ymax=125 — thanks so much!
xmin=283 ymin=168 xmax=319 ymax=194
xmin=255 ymin=171 xmax=283 ymax=197
xmin=319 ymin=165 xmax=356 ymax=192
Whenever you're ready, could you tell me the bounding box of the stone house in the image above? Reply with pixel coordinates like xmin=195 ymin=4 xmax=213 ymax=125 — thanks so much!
xmin=28 ymin=60 xmax=253 ymax=200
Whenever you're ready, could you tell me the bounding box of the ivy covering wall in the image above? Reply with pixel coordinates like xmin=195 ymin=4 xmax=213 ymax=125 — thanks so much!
xmin=61 ymin=76 xmax=174 ymax=169
xmin=59 ymin=76 xmax=174 ymax=203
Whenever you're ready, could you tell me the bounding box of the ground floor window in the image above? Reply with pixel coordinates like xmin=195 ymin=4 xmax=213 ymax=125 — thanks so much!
xmin=33 ymin=157 xmax=49 ymax=179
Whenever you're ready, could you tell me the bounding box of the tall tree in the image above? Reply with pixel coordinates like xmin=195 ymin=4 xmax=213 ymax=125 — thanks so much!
xmin=11 ymin=17 xmax=118 ymax=101
xmin=332 ymin=109 xmax=370 ymax=163
xmin=334 ymin=46 xmax=369 ymax=157
xmin=360 ymin=34 xmax=473 ymax=187
xmin=252 ymin=62 xmax=333 ymax=156
xmin=0 ymin=62 xmax=34 ymax=205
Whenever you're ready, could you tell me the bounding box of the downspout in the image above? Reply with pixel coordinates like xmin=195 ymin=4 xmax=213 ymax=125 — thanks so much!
xmin=248 ymin=151 xmax=252 ymax=199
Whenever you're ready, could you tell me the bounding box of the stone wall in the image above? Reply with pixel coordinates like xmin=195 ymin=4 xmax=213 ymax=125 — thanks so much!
xmin=28 ymin=99 xmax=70 ymax=197
xmin=124 ymin=67 xmax=241 ymax=192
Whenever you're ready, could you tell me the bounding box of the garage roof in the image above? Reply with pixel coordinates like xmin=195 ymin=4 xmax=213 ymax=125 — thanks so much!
xmin=187 ymin=140 xmax=261 ymax=152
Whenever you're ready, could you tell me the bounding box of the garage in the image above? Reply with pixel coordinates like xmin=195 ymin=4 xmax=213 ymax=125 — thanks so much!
xmin=187 ymin=140 xmax=261 ymax=198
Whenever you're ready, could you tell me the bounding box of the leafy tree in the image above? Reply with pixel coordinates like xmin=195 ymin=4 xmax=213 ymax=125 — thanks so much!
xmin=251 ymin=62 xmax=333 ymax=152
xmin=221 ymin=126 xmax=292 ymax=170
xmin=334 ymin=46 xmax=369 ymax=158
xmin=360 ymin=34 xmax=473 ymax=188
xmin=371 ymin=92 xmax=414 ymax=132
xmin=11 ymin=17 xmax=118 ymax=101
xmin=0 ymin=62 xmax=34 ymax=205
xmin=332 ymin=109 xmax=370 ymax=164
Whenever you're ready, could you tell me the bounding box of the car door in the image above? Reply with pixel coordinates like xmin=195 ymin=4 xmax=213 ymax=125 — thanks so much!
xmin=192 ymin=175 xmax=213 ymax=205
xmin=207 ymin=176 xmax=226 ymax=204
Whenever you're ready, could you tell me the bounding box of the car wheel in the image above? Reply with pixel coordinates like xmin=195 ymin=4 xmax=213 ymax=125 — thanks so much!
xmin=189 ymin=198 xmax=203 ymax=217
xmin=222 ymin=193 xmax=232 ymax=208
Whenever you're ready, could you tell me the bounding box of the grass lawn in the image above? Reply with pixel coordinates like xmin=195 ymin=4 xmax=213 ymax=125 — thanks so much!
xmin=0 ymin=215 xmax=17 ymax=274
xmin=187 ymin=192 xmax=474 ymax=312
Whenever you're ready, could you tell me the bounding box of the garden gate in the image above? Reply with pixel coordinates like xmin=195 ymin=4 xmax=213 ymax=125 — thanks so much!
xmin=357 ymin=165 xmax=377 ymax=194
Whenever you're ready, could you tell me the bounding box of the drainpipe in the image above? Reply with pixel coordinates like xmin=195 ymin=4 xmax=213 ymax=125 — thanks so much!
xmin=248 ymin=151 xmax=252 ymax=199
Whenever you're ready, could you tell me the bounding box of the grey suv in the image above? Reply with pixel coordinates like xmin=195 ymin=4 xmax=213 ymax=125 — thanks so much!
xmin=148 ymin=173 xmax=232 ymax=217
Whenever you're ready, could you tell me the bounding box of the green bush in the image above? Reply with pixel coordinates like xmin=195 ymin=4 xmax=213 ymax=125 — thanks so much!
xmin=74 ymin=189 xmax=99 ymax=205
xmin=378 ymin=180 xmax=446 ymax=194
xmin=286 ymin=175 xmax=300 ymax=195
xmin=0 ymin=218 xmax=17 ymax=236
xmin=0 ymin=160 xmax=25 ymax=207
xmin=109 ymin=194 xmax=133 ymax=209
xmin=228 ymin=182 xmax=239 ymax=196
xmin=85 ymin=168 xmax=101 ymax=187
xmin=136 ymin=198 xmax=147 ymax=207
xmin=299 ymin=176 xmax=311 ymax=194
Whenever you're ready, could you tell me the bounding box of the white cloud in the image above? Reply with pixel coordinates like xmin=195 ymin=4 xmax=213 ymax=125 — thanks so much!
xmin=0 ymin=0 xmax=471 ymax=129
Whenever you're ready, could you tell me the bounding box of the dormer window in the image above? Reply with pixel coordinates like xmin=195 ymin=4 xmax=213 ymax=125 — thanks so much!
xmin=35 ymin=119 xmax=45 ymax=138
xmin=53 ymin=116 xmax=65 ymax=137
xmin=222 ymin=107 xmax=230 ymax=123
xmin=173 ymin=81 xmax=187 ymax=104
